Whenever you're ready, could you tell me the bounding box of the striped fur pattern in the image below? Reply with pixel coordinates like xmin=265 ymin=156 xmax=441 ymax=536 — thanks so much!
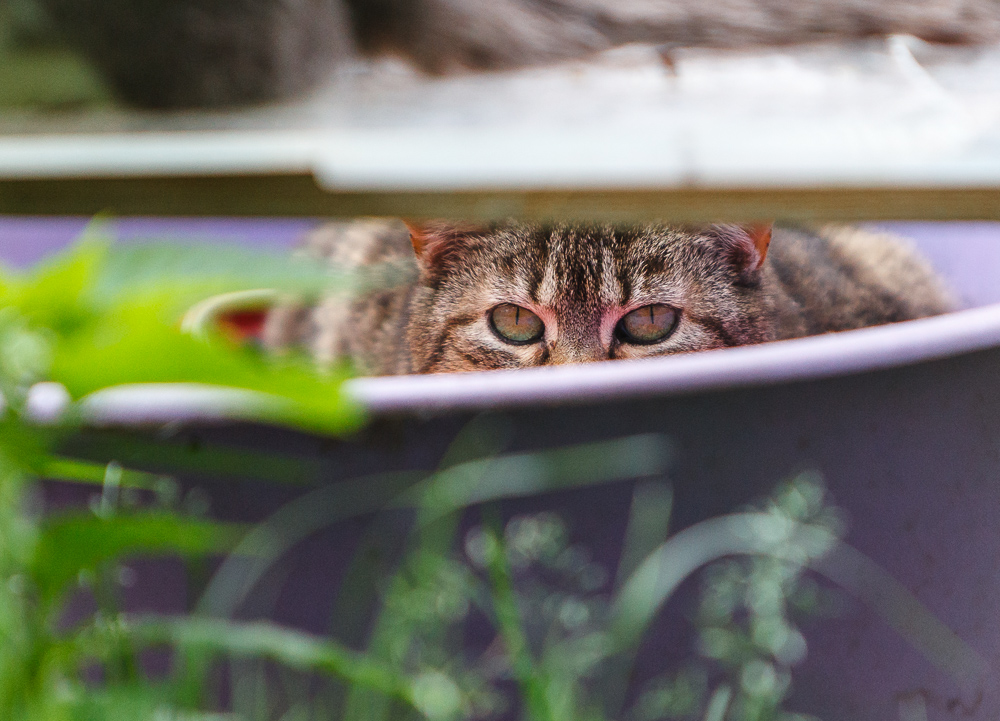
xmin=264 ymin=220 xmax=954 ymax=376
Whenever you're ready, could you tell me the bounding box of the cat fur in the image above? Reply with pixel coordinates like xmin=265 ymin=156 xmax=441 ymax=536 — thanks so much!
xmin=263 ymin=220 xmax=954 ymax=376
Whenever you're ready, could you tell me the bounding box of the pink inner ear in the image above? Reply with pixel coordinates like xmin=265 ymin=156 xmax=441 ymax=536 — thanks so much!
xmin=404 ymin=221 xmax=431 ymax=259
xmin=403 ymin=221 xmax=487 ymax=270
xmin=707 ymin=223 xmax=773 ymax=275
xmin=742 ymin=223 xmax=773 ymax=269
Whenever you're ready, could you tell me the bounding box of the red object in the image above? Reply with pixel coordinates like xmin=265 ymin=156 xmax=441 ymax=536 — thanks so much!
xmin=217 ymin=310 xmax=268 ymax=342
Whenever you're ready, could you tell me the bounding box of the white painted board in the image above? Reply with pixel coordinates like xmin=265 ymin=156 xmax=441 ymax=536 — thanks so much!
xmin=3 ymin=38 xmax=1000 ymax=190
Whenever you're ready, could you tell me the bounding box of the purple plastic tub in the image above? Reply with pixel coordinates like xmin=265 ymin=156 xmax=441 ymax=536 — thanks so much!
xmin=8 ymin=218 xmax=1000 ymax=719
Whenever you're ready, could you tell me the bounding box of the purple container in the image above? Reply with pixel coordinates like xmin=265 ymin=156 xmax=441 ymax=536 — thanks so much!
xmin=13 ymin=219 xmax=1000 ymax=719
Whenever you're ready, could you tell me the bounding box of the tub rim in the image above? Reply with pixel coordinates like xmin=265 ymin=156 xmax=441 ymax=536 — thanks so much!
xmin=67 ymin=302 xmax=1000 ymax=426
xmin=346 ymin=302 xmax=1000 ymax=413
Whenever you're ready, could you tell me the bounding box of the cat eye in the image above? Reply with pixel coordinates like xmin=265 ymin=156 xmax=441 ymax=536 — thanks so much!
xmin=617 ymin=304 xmax=679 ymax=344
xmin=490 ymin=303 xmax=544 ymax=344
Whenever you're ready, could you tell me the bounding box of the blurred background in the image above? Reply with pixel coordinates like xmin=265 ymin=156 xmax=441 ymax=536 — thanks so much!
xmin=4 ymin=1 xmax=1000 ymax=720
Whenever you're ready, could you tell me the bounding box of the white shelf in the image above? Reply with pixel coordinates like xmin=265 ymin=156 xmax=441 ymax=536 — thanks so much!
xmin=4 ymin=39 xmax=1000 ymax=218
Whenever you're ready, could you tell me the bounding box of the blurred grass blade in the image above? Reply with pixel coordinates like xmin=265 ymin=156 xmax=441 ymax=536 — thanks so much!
xmin=399 ymin=434 xmax=672 ymax=524
xmin=615 ymin=482 xmax=673 ymax=591
xmin=703 ymin=685 xmax=732 ymax=721
xmin=610 ymin=510 xmax=988 ymax=699
xmin=482 ymin=519 xmax=552 ymax=721
xmin=0 ymin=416 xmax=55 ymax=470
xmin=436 ymin=413 xmax=514 ymax=469
xmin=198 ymin=471 xmax=426 ymax=618
xmin=815 ymin=543 xmax=989 ymax=693
xmin=33 ymin=512 xmax=245 ymax=602
xmin=38 ymin=457 xmax=167 ymax=489
xmin=62 ymin=433 xmax=322 ymax=485
xmin=604 ymin=482 xmax=673 ymax=717
xmin=202 ymin=436 xmax=669 ymax=618
xmin=126 ymin=616 xmax=413 ymax=702
xmin=93 ymin=241 xmax=338 ymax=309
xmin=609 ymin=513 xmax=837 ymax=652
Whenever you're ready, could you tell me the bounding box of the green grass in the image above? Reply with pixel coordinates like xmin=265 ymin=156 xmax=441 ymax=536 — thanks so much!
xmin=0 ymin=233 xmax=960 ymax=721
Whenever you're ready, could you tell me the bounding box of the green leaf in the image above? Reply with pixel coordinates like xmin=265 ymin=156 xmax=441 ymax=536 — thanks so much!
xmin=49 ymin=299 xmax=363 ymax=435
xmin=36 ymin=457 xmax=166 ymax=490
xmin=58 ymin=682 xmax=171 ymax=721
xmin=0 ymin=417 xmax=55 ymax=473
xmin=0 ymin=238 xmax=108 ymax=337
xmin=0 ymin=236 xmax=367 ymax=434
xmin=32 ymin=512 xmax=245 ymax=602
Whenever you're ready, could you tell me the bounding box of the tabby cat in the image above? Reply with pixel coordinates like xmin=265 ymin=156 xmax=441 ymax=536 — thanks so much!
xmin=263 ymin=220 xmax=953 ymax=376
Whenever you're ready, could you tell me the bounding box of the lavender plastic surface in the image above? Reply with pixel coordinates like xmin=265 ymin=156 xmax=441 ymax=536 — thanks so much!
xmin=8 ymin=217 xmax=1000 ymax=719
xmin=0 ymin=216 xmax=316 ymax=267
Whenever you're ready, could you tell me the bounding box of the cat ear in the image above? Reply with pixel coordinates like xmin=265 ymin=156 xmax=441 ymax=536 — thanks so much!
xmin=707 ymin=223 xmax=773 ymax=282
xmin=406 ymin=221 xmax=433 ymax=260
xmin=405 ymin=220 xmax=485 ymax=271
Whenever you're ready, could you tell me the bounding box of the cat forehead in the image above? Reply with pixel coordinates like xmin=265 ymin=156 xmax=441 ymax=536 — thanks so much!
xmin=477 ymin=226 xmax=699 ymax=278
xmin=449 ymin=224 xmax=712 ymax=306
xmin=470 ymin=223 xmax=703 ymax=269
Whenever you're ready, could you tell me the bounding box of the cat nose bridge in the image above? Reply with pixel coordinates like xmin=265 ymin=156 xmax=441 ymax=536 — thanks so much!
xmin=546 ymin=332 xmax=607 ymax=365
xmin=544 ymin=306 xmax=609 ymax=365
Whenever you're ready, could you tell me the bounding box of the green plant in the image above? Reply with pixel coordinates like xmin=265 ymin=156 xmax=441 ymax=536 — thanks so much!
xmin=0 ymin=235 xmax=983 ymax=721
xmin=0 ymin=233 xmax=365 ymax=719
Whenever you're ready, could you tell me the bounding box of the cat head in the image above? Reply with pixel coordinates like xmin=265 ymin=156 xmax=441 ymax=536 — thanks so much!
xmin=404 ymin=221 xmax=774 ymax=373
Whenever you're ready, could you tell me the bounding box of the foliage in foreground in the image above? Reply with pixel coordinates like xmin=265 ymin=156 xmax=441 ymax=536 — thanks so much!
xmin=0 ymin=236 xmax=361 ymax=718
xmin=0 ymin=237 xmax=976 ymax=721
